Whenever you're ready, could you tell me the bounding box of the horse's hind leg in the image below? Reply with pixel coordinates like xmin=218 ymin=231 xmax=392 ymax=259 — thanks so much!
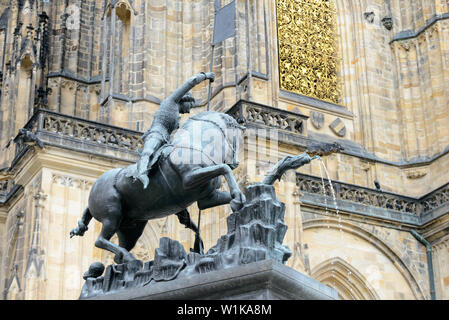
xmin=94 ymin=209 xmax=136 ymax=264
xmin=116 ymin=220 xmax=148 ymax=261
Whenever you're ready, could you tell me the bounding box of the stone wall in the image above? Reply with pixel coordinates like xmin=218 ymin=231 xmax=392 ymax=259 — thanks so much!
xmin=0 ymin=0 xmax=448 ymax=299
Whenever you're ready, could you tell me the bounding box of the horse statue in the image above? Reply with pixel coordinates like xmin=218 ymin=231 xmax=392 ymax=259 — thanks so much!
xmin=70 ymin=93 xmax=246 ymax=265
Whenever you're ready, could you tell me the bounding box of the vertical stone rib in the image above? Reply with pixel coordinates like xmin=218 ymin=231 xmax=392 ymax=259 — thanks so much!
xmin=108 ymin=10 xmax=116 ymax=98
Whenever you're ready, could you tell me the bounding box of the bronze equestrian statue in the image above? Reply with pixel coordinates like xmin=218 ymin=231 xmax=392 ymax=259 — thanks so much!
xmin=131 ymin=73 xmax=212 ymax=189
xmin=70 ymin=72 xmax=246 ymax=264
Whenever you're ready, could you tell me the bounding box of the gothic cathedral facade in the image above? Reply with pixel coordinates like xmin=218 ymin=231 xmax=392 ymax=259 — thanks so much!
xmin=0 ymin=0 xmax=448 ymax=300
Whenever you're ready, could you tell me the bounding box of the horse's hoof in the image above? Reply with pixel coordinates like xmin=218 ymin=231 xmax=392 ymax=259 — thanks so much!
xmin=123 ymin=253 xmax=137 ymax=263
xmin=114 ymin=253 xmax=124 ymax=264
xmin=230 ymin=198 xmax=244 ymax=212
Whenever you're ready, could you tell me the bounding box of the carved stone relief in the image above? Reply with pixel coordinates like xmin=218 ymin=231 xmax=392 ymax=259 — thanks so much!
xmin=329 ymin=117 xmax=346 ymax=137
xmin=311 ymin=111 xmax=324 ymax=129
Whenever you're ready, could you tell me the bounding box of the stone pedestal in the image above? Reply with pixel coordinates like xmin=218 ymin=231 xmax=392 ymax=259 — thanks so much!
xmin=85 ymin=259 xmax=338 ymax=300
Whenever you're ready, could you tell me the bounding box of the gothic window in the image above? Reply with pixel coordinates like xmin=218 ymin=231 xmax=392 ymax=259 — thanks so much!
xmin=0 ymin=8 xmax=9 ymax=100
xmin=311 ymin=257 xmax=380 ymax=300
xmin=16 ymin=54 xmax=33 ymax=129
xmin=276 ymin=0 xmax=341 ymax=104
xmin=101 ymin=1 xmax=132 ymax=95
xmin=113 ymin=2 xmax=131 ymax=95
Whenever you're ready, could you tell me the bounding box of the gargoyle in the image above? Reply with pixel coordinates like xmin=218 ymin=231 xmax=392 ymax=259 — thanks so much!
xmin=3 ymin=128 xmax=45 ymax=150
xmin=263 ymin=142 xmax=343 ymax=185
xmin=306 ymin=141 xmax=344 ymax=157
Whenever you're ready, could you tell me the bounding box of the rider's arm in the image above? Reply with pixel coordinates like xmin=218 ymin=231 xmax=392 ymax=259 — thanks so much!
xmin=168 ymin=72 xmax=214 ymax=103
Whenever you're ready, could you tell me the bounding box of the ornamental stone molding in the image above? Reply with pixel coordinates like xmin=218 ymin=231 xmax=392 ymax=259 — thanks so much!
xmin=12 ymin=109 xmax=143 ymax=164
xmin=227 ymin=100 xmax=308 ymax=137
xmin=296 ymin=173 xmax=449 ymax=225
xmin=51 ymin=173 xmax=94 ymax=190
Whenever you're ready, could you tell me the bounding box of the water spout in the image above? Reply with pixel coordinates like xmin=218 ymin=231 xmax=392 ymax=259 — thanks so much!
xmin=315 ymin=157 xmax=341 ymax=222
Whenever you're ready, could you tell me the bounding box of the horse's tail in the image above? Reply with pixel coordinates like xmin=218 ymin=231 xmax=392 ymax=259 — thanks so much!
xmin=69 ymin=207 xmax=92 ymax=238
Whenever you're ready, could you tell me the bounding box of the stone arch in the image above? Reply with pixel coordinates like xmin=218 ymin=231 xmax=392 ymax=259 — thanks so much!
xmin=100 ymin=0 xmax=137 ymax=114
xmin=311 ymin=257 xmax=380 ymax=300
xmin=303 ymin=218 xmax=426 ymax=300
xmin=2 ymin=209 xmax=24 ymax=299
xmin=5 ymin=271 xmax=21 ymax=300
xmin=15 ymin=52 xmax=35 ymax=131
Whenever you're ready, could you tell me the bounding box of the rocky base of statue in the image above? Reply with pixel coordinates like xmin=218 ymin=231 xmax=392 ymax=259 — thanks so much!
xmin=79 ymin=183 xmax=337 ymax=300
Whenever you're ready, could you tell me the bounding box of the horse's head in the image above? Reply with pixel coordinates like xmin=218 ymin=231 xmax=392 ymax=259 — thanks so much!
xmin=171 ymin=111 xmax=245 ymax=169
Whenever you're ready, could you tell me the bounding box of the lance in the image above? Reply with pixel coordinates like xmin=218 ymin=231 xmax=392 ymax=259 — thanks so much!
xmin=198 ymin=1 xmax=237 ymax=252
xmin=206 ymin=44 xmax=215 ymax=111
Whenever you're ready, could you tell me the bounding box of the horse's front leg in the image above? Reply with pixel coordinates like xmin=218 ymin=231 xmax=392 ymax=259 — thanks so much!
xmin=183 ymin=165 xmax=246 ymax=211
xmin=197 ymin=190 xmax=232 ymax=210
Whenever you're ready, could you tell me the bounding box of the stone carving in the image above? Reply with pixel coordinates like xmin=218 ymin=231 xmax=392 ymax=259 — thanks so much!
xmin=0 ymin=177 xmax=21 ymax=205
xmin=37 ymin=111 xmax=144 ymax=152
xmin=364 ymin=12 xmax=375 ymax=23
xmin=382 ymin=17 xmax=393 ymax=30
xmin=360 ymin=161 xmax=371 ymax=172
xmin=329 ymin=117 xmax=346 ymax=137
xmin=306 ymin=141 xmax=344 ymax=157
xmin=399 ymin=41 xmax=412 ymax=52
xmin=227 ymin=100 xmax=308 ymax=136
xmin=421 ymin=185 xmax=449 ymax=213
xmin=248 ymin=106 xmax=304 ymax=134
xmin=405 ymin=168 xmax=428 ymax=180
xmin=3 ymin=128 xmax=44 ymax=154
xmin=311 ymin=111 xmax=324 ymax=129
xmin=0 ymin=179 xmax=12 ymax=195
xmin=296 ymin=173 xmax=422 ymax=216
xmin=51 ymin=174 xmax=94 ymax=190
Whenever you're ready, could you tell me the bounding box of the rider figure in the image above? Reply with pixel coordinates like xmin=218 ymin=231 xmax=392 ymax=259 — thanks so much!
xmin=131 ymin=72 xmax=215 ymax=188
